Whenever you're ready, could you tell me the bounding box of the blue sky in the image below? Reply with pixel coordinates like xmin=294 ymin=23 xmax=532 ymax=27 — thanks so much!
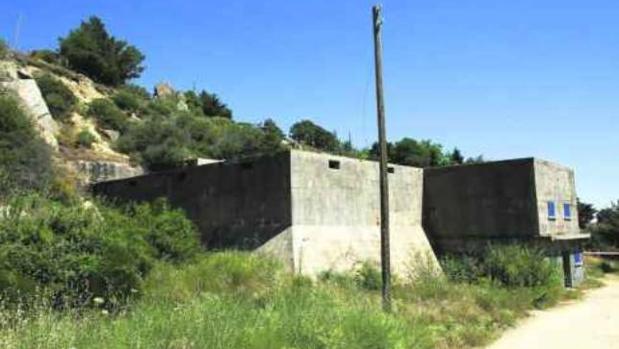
xmin=1 ymin=0 xmax=617 ymax=208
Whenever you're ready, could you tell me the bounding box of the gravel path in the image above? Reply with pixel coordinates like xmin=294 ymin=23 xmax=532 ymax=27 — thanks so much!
xmin=487 ymin=275 xmax=619 ymax=349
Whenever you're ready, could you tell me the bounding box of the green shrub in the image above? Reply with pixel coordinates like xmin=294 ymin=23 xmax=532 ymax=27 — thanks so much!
xmin=76 ymin=129 xmax=96 ymax=148
xmin=0 ymin=39 xmax=8 ymax=59
xmin=87 ymin=98 xmax=129 ymax=132
xmin=0 ymin=194 xmax=200 ymax=308
xmin=30 ymin=49 xmax=61 ymax=65
xmin=116 ymin=115 xmax=191 ymax=170
xmin=117 ymin=113 xmax=286 ymax=171
xmin=354 ymin=261 xmax=382 ymax=291
xmin=112 ymin=88 xmax=148 ymax=114
xmin=128 ymin=199 xmax=200 ymax=262
xmin=0 ymin=93 xmax=54 ymax=195
xmin=441 ymin=254 xmax=483 ymax=283
xmin=483 ymin=245 xmax=561 ymax=289
xmin=34 ymin=73 xmax=77 ymax=121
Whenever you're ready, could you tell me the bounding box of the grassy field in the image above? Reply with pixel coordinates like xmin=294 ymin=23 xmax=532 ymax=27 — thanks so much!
xmin=0 ymin=252 xmax=615 ymax=349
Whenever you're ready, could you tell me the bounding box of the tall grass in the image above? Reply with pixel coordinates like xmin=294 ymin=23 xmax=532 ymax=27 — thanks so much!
xmin=0 ymin=247 xmax=582 ymax=349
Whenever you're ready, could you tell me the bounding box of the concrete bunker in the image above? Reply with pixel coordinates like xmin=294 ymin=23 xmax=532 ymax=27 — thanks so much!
xmin=93 ymin=150 xmax=439 ymax=277
xmin=423 ymin=158 xmax=589 ymax=287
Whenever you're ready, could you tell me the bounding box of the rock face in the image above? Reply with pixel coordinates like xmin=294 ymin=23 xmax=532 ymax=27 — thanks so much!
xmin=1 ymin=79 xmax=59 ymax=150
xmin=72 ymin=160 xmax=143 ymax=184
xmin=153 ymin=82 xmax=175 ymax=99
xmin=0 ymin=60 xmax=18 ymax=81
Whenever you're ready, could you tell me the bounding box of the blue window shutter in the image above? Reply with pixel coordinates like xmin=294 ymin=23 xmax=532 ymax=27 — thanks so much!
xmin=547 ymin=201 xmax=556 ymax=219
xmin=563 ymin=203 xmax=571 ymax=220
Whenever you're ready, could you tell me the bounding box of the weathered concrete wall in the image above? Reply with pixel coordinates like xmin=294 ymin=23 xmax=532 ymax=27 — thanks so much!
xmin=93 ymin=152 xmax=292 ymax=249
xmin=534 ymin=159 xmax=580 ymax=237
xmin=288 ymin=151 xmax=438 ymax=276
xmin=72 ymin=160 xmax=143 ymax=184
xmin=423 ymin=159 xmax=539 ymax=252
xmin=93 ymin=150 xmax=440 ymax=277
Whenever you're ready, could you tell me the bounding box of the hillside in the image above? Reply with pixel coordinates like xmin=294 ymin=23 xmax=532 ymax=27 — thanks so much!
xmin=1 ymin=52 xmax=142 ymax=186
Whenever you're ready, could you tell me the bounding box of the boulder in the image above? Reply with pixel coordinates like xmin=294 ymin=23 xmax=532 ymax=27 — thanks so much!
xmin=100 ymin=128 xmax=120 ymax=142
xmin=153 ymin=82 xmax=175 ymax=99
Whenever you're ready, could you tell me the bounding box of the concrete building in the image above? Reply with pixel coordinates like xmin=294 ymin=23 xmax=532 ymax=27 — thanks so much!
xmin=93 ymin=150 xmax=439 ymax=277
xmin=423 ymin=158 xmax=589 ymax=286
xmin=93 ymin=151 xmax=588 ymax=286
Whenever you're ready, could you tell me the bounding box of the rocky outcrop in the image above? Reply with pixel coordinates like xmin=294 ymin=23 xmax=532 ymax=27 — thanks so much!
xmin=1 ymin=78 xmax=59 ymax=150
xmin=154 ymin=82 xmax=175 ymax=99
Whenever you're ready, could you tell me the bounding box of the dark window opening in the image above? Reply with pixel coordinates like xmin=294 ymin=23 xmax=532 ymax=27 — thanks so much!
xmin=387 ymin=167 xmax=395 ymax=174
xmin=328 ymin=160 xmax=341 ymax=170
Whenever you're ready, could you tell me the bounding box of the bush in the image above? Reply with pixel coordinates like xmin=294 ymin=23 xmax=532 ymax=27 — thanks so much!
xmin=87 ymin=98 xmax=129 ymax=132
xmin=59 ymin=16 xmax=145 ymax=86
xmin=128 ymin=198 xmax=200 ymax=262
xmin=483 ymin=245 xmax=561 ymax=289
xmin=112 ymin=87 xmax=149 ymax=114
xmin=0 ymin=194 xmax=200 ymax=308
xmin=0 ymin=39 xmax=8 ymax=59
xmin=0 ymin=93 xmax=54 ymax=195
xmin=76 ymin=129 xmax=96 ymax=148
xmin=34 ymin=73 xmax=77 ymax=121
xmin=354 ymin=261 xmax=382 ymax=291
xmin=30 ymin=49 xmax=61 ymax=65
xmin=441 ymin=245 xmax=563 ymax=308
xmin=290 ymin=119 xmax=339 ymax=152
xmin=117 ymin=113 xmax=286 ymax=170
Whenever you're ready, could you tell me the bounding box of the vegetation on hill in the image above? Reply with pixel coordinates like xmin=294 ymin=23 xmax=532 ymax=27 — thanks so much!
xmin=0 ymin=93 xmax=54 ymax=196
xmin=87 ymin=98 xmax=130 ymax=132
xmin=0 ymin=194 xmax=199 ymax=308
xmin=185 ymin=90 xmax=233 ymax=119
xmin=59 ymin=16 xmax=145 ymax=86
xmin=34 ymin=73 xmax=78 ymax=121
xmin=0 ymin=38 xmax=8 ymax=59
xmin=117 ymin=113 xmax=286 ymax=170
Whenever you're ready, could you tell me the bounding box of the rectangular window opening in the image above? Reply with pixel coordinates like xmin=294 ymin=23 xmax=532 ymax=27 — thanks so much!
xmin=563 ymin=203 xmax=572 ymax=220
xmin=328 ymin=160 xmax=341 ymax=170
xmin=387 ymin=167 xmax=395 ymax=174
xmin=547 ymin=201 xmax=556 ymax=220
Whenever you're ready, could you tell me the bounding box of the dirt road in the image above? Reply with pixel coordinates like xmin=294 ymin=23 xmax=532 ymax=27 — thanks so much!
xmin=488 ymin=275 xmax=619 ymax=349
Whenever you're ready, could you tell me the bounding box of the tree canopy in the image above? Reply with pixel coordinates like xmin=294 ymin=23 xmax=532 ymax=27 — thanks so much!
xmin=289 ymin=120 xmax=339 ymax=152
xmin=59 ymin=16 xmax=145 ymax=86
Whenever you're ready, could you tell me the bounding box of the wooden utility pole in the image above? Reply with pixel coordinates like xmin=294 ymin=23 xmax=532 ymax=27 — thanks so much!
xmin=372 ymin=4 xmax=391 ymax=312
